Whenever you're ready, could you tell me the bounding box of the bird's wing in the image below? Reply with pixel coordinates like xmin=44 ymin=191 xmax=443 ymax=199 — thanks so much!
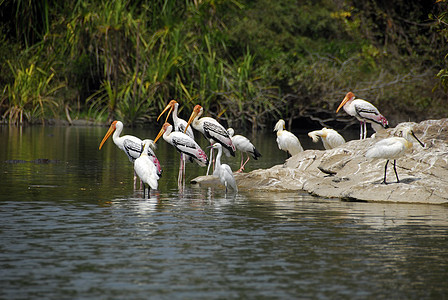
xmin=221 ymin=164 xmax=238 ymax=191
xmin=354 ymin=100 xmax=388 ymax=126
xmin=134 ymin=156 xmax=159 ymax=190
xmin=278 ymin=131 xmax=303 ymax=155
xmin=202 ymin=120 xmax=236 ymax=154
xmin=232 ymin=135 xmax=261 ymax=159
xmin=175 ymin=119 xmax=195 ymax=140
xmin=171 ymin=133 xmax=208 ymax=166
xmin=123 ymin=138 xmax=143 ymax=161
xmin=325 ymin=131 xmax=345 ymax=149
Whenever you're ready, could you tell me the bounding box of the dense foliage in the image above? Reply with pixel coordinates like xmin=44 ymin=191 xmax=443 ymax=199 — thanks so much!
xmin=0 ymin=0 xmax=447 ymax=129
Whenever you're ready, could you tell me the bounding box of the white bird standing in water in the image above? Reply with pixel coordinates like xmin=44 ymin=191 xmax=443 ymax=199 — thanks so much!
xmin=274 ymin=119 xmax=303 ymax=157
xmin=308 ymin=127 xmax=345 ymax=150
xmin=227 ymin=128 xmax=261 ymax=172
xmin=134 ymin=139 xmax=159 ymax=198
xmin=211 ymin=143 xmax=238 ymax=194
xmin=336 ymin=91 xmax=388 ymax=140
xmin=99 ymin=120 xmax=162 ymax=186
xmin=366 ymin=126 xmax=425 ymax=184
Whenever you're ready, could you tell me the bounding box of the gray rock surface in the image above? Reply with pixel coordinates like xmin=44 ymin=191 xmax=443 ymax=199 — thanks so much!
xmin=192 ymin=119 xmax=448 ymax=204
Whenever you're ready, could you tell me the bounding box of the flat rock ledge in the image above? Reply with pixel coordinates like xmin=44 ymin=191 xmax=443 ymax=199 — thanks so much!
xmin=192 ymin=119 xmax=448 ymax=205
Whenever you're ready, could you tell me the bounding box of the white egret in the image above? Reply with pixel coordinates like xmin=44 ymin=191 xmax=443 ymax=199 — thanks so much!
xmin=211 ymin=143 xmax=238 ymax=194
xmin=308 ymin=127 xmax=345 ymax=150
xmin=227 ymin=128 xmax=261 ymax=172
xmin=336 ymin=91 xmax=388 ymax=140
xmin=366 ymin=126 xmax=425 ymax=184
xmin=274 ymin=119 xmax=303 ymax=157
xmin=134 ymin=139 xmax=159 ymax=197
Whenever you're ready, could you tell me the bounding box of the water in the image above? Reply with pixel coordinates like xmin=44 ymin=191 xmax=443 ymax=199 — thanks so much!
xmin=1 ymin=125 xmax=447 ymax=299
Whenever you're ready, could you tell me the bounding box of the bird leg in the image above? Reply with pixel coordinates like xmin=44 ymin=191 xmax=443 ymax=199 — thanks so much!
xmin=238 ymin=153 xmax=251 ymax=173
xmin=393 ymin=159 xmax=400 ymax=183
xmin=382 ymin=160 xmax=389 ymax=184
xmin=363 ymin=121 xmax=367 ymax=139
xmin=178 ymin=154 xmax=184 ymax=187
xmin=359 ymin=121 xmax=364 ymax=140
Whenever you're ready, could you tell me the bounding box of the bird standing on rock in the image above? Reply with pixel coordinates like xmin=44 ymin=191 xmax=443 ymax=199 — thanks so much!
xmin=366 ymin=126 xmax=425 ymax=184
xmin=336 ymin=92 xmax=388 ymax=140
xmin=274 ymin=119 xmax=303 ymax=157
xmin=227 ymin=128 xmax=261 ymax=172
xmin=308 ymin=127 xmax=345 ymax=150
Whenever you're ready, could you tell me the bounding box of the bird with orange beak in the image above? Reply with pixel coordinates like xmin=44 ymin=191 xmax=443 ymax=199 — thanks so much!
xmin=99 ymin=120 xmax=162 ymax=179
xmin=157 ymin=100 xmax=194 ymax=140
xmin=154 ymin=122 xmax=208 ymax=186
xmin=336 ymin=92 xmax=388 ymax=140
xmin=184 ymin=105 xmax=235 ymax=175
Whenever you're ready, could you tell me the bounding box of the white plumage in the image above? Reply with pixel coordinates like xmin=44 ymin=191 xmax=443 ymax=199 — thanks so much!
xmin=227 ymin=128 xmax=261 ymax=172
xmin=274 ymin=119 xmax=303 ymax=156
xmin=308 ymin=127 xmax=345 ymax=150
xmin=366 ymin=126 xmax=425 ymax=184
xmin=134 ymin=139 xmax=159 ymax=197
xmin=211 ymin=143 xmax=238 ymax=194
xmin=158 ymin=99 xmax=194 ymax=140
xmin=336 ymin=91 xmax=388 ymax=140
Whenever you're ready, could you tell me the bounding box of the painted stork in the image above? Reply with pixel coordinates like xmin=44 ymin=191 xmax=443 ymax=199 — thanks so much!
xmin=336 ymin=91 xmax=388 ymax=140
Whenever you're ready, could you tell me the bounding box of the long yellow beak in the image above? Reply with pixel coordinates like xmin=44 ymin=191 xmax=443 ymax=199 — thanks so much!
xmin=157 ymin=102 xmax=174 ymax=123
xmin=99 ymin=124 xmax=116 ymax=150
xmin=153 ymin=125 xmax=166 ymax=144
xmin=184 ymin=109 xmax=198 ymax=134
xmin=336 ymin=96 xmax=350 ymax=113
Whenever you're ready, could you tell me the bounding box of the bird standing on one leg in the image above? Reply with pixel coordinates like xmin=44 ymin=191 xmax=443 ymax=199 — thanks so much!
xmin=336 ymin=92 xmax=388 ymax=140
xmin=134 ymin=139 xmax=160 ymax=198
xmin=366 ymin=126 xmax=425 ymax=184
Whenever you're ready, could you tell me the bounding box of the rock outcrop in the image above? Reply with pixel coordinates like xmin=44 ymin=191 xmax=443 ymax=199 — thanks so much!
xmin=192 ymin=119 xmax=448 ymax=205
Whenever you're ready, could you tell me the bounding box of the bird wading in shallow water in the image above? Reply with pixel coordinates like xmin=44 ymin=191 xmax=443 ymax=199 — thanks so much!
xmin=211 ymin=143 xmax=238 ymax=194
xmin=366 ymin=126 xmax=425 ymax=184
xmin=185 ymin=104 xmax=235 ymax=175
xmin=336 ymin=92 xmax=388 ymax=140
xmin=154 ymin=122 xmax=208 ymax=186
xmin=158 ymin=100 xmax=195 ymax=178
xmin=227 ymin=128 xmax=261 ymax=172
xmin=308 ymin=127 xmax=345 ymax=150
xmin=99 ymin=120 xmax=162 ymax=187
xmin=134 ymin=139 xmax=159 ymax=198
xmin=274 ymin=119 xmax=303 ymax=157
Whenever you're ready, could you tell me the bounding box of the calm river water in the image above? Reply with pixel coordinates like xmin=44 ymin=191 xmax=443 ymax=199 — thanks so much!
xmin=1 ymin=125 xmax=447 ymax=299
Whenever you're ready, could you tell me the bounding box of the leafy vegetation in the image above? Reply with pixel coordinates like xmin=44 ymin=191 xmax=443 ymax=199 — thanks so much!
xmin=0 ymin=0 xmax=447 ymax=128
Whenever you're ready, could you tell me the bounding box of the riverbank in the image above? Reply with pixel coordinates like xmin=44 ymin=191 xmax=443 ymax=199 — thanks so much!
xmin=192 ymin=119 xmax=448 ymax=205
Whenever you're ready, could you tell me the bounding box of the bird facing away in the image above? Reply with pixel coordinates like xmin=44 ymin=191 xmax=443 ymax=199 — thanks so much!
xmin=134 ymin=139 xmax=160 ymax=198
xmin=185 ymin=104 xmax=235 ymax=175
xmin=99 ymin=120 xmax=162 ymax=184
xmin=211 ymin=143 xmax=238 ymax=194
xmin=227 ymin=128 xmax=261 ymax=172
xmin=154 ymin=122 xmax=208 ymax=186
xmin=336 ymin=92 xmax=388 ymax=140
xmin=274 ymin=119 xmax=304 ymax=157
xmin=308 ymin=127 xmax=346 ymax=150
xmin=366 ymin=126 xmax=425 ymax=184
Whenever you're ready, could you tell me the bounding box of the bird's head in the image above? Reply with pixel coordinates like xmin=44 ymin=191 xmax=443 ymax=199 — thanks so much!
xmin=336 ymin=92 xmax=355 ymax=113
xmin=154 ymin=122 xmax=172 ymax=144
xmin=401 ymin=126 xmax=425 ymax=148
xmin=227 ymin=128 xmax=235 ymax=137
xmin=157 ymin=99 xmax=178 ymax=123
xmin=185 ymin=104 xmax=203 ymax=134
xmin=274 ymin=119 xmax=285 ymax=132
xmin=99 ymin=120 xmax=119 ymax=150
